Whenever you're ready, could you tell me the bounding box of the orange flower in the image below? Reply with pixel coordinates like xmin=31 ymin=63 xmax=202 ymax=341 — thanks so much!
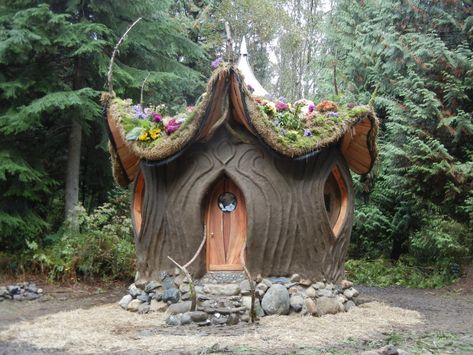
xmin=316 ymin=100 xmax=338 ymax=112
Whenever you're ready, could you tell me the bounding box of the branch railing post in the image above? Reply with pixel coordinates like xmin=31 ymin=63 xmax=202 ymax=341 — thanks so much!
xmin=168 ymin=225 xmax=207 ymax=312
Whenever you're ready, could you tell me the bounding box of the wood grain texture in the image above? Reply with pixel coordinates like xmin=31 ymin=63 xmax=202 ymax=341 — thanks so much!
xmin=107 ymin=110 xmax=140 ymax=182
xmin=133 ymin=126 xmax=354 ymax=284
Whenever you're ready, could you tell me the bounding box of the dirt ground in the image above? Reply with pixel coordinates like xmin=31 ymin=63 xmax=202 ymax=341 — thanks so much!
xmin=0 ymin=271 xmax=472 ymax=354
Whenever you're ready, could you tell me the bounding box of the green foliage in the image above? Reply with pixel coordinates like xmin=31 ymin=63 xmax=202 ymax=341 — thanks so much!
xmin=345 ymin=258 xmax=458 ymax=288
xmin=11 ymin=190 xmax=135 ymax=281
xmin=0 ymin=1 xmax=206 ymax=253
xmin=320 ymin=0 xmax=473 ymax=264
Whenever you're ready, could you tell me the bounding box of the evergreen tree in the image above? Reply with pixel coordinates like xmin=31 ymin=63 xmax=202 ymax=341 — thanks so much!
xmin=0 ymin=0 xmax=205 ymax=251
xmin=319 ymin=0 xmax=473 ymax=263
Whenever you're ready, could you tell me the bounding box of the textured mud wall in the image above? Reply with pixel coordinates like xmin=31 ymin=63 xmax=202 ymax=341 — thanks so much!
xmin=133 ymin=126 xmax=354 ymax=283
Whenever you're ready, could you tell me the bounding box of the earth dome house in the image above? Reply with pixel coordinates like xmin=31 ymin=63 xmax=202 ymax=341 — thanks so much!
xmin=104 ymin=38 xmax=378 ymax=318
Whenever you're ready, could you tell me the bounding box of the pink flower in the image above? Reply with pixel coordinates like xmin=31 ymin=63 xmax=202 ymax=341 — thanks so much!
xmin=275 ymin=101 xmax=289 ymax=111
xmin=165 ymin=118 xmax=181 ymax=135
xmin=186 ymin=106 xmax=194 ymax=113
xmin=151 ymin=112 xmax=162 ymax=123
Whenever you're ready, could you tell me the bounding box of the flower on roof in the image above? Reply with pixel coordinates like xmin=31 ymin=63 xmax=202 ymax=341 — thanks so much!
xmin=264 ymin=101 xmax=277 ymax=115
xmin=132 ymin=104 xmax=149 ymax=119
xmin=211 ymin=57 xmax=223 ymax=70
xmin=165 ymin=118 xmax=181 ymax=135
xmin=247 ymin=84 xmax=254 ymax=93
xmin=326 ymin=111 xmax=339 ymax=118
xmin=149 ymin=128 xmax=161 ymax=140
xmin=308 ymin=103 xmax=315 ymax=113
xmin=151 ymin=112 xmax=162 ymax=123
xmin=186 ymin=106 xmax=194 ymax=113
xmin=138 ymin=131 xmax=150 ymax=141
xmin=276 ymin=101 xmax=289 ymax=111
xmin=316 ymin=100 xmax=338 ymax=112
xmin=347 ymin=102 xmax=356 ymax=109
xmin=303 ymin=129 xmax=312 ymax=137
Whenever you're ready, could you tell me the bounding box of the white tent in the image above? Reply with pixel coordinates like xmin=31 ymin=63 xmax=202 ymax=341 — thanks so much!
xmin=237 ymin=37 xmax=269 ymax=97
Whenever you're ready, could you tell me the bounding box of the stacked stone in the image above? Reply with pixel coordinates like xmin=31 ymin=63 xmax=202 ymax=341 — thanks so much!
xmin=118 ymin=272 xmax=359 ymax=325
xmin=252 ymin=274 xmax=359 ymax=316
xmin=0 ymin=282 xmax=43 ymax=301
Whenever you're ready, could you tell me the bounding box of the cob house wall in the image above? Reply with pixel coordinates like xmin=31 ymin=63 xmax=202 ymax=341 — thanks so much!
xmin=105 ymin=63 xmax=378 ymax=286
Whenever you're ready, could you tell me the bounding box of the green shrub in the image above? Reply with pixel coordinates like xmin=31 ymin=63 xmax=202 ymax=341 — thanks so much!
xmin=345 ymin=258 xmax=458 ymax=288
xmin=10 ymin=190 xmax=136 ymax=282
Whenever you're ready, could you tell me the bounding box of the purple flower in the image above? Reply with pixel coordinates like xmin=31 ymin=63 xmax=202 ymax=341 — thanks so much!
xmin=308 ymin=103 xmax=315 ymax=113
xmin=303 ymin=129 xmax=312 ymax=137
xmin=151 ymin=112 xmax=162 ymax=123
xmin=247 ymin=84 xmax=254 ymax=93
xmin=165 ymin=118 xmax=181 ymax=135
xmin=326 ymin=111 xmax=339 ymax=117
xmin=132 ymin=104 xmax=149 ymax=119
xmin=275 ymin=101 xmax=289 ymax=111
xmin=278 ymin=96 xmax=288 ymax=103
xmin=211 ymin=57 xmax=223 ymax=70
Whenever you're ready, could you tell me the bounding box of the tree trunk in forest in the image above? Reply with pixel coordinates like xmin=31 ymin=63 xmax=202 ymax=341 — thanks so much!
xmin=65 ymin=119 xmax=82 ymax=225
xmin=65 ymin=53 xmax=84 ymax=226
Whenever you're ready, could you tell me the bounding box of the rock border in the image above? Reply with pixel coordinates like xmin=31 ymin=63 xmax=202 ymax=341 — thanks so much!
xmin=118 ymin=272 xmax=359 ymax=326
xmin=0 ymin=282 xmax=43 ymax=301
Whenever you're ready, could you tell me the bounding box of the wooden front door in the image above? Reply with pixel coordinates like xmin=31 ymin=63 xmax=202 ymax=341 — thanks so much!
xmin=206 ymin=177 xmax=247 ymax=271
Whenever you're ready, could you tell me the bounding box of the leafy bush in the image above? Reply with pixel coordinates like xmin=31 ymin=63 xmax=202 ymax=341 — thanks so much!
xmin=345 ymin=258 xmax=458 ymax=289
xmin=8 ymin=190 xmax=136 ymax=282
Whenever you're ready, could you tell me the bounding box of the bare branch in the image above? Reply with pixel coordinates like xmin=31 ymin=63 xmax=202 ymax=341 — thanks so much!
xmin=140 ymin=72 xmax=151 ymax=109
xmin=107 ymin=17 xmax=143 ymax=95
xmin=225 ymin=21 xmax=233 ymax=63
xmin=167 ymin=227 xmax=207 ymax=312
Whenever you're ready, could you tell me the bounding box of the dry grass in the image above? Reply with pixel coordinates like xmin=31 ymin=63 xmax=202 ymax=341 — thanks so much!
xmin=0 ymin=301 xmax=422 ymax=354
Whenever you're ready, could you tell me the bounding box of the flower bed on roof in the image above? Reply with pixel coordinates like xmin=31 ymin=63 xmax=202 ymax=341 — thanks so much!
xmin=251 ymin=96 xmax=373 ymax=153
xmin=111 ymin=98 xmax=197 ymax=146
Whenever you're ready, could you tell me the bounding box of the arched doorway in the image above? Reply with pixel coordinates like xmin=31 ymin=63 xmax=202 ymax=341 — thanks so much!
xmin=206 ymin=176 xmax=247 ymax=271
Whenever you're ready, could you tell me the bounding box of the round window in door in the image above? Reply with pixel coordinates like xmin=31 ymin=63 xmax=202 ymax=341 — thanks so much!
xmin=218 ymin=192 xmax=237 ymax=212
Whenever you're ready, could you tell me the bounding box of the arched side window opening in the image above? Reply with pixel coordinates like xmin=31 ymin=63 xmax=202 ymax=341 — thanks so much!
xmin=132 ymin=171 xmax=145 ymax=236
xmin=323 ymin=166 xmax=348 ymax=238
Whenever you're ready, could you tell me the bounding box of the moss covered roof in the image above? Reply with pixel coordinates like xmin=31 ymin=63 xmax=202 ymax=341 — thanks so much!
xmin=105 ymin=64 xmax=379 ymax=186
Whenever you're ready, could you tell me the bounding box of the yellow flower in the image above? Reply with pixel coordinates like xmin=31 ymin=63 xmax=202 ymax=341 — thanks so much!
xmin=138 ymin=131 xmax=150 ymax=141
xmin=149 ymin=128 xmax=161 ymax=140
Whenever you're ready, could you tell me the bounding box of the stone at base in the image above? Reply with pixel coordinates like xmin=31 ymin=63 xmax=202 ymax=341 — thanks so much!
xmin=261 ymin=284 xmax=290 ymax=315
xmin=304 ymin=298 xmax=317 ymax=315
xmin=290 ymin=294 xmax=304 ymax=312
xmin=180 ymin=312 xmax=192 ymax=325
xmin=118 ymin=295 xmax=133 ymax=309
xmin=241 ymin=296 xmax=265 ymax=317
xmin=150 ymin=299 xmax=167 ymax=312
xmin=127 ymin=299 xmax=142 ymax=312
xmin=226 ymin=314 xmax=239 ymax=325
xmin=162 ymin=288 xmax=180 ymax=303
xmin=166 ymin=314 xmax=181 ymax=326
xmin=345 ymin=300 xmax=356 ymax=312
xmin=166 ymin=301 xmax=191 ymax=315
xmin=188 ymin=311 xmax=208 ymax=322
xmin=316 ymin=297 xmax=344 ymax=316
xmin=138 ymin=303 xmax=150 ymax=314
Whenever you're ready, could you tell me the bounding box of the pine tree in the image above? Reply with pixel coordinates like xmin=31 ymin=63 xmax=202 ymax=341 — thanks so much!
xmin=320 ymin=0 xmax=473 ymax=263
xmin=0 ymin=1 xmax=205 ymax=250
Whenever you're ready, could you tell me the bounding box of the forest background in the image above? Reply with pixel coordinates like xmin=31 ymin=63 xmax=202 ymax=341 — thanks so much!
xmin=0 ymin=0 xmax=472 ymax=288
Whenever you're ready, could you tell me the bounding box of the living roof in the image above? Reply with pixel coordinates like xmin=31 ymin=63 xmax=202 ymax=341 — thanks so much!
xmin=104 ymin=64 xmax=379 ymax=187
